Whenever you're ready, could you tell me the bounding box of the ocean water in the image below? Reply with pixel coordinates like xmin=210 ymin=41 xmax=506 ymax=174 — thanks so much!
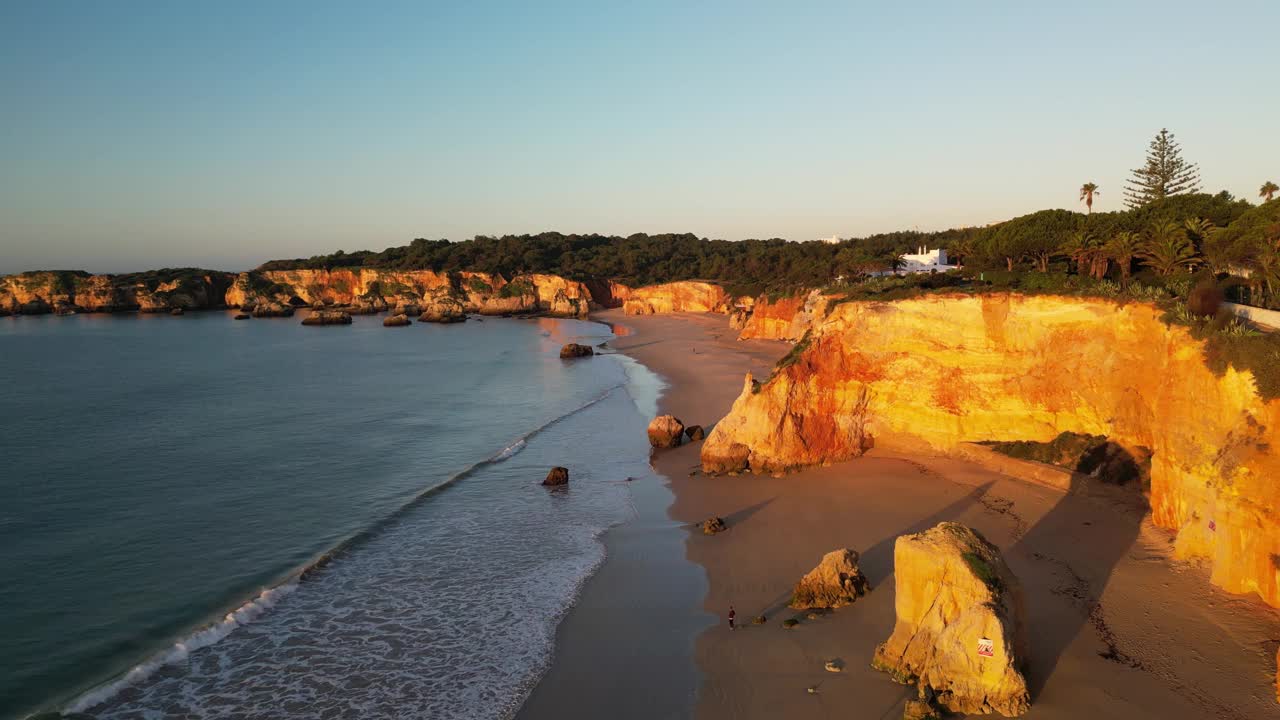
xmin=0 ymin=310 xmax=660 ymax=720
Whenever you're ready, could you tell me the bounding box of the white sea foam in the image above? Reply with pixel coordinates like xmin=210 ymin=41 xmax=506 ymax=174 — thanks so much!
xmin=61 ymin=346 xmax=641 ymax=719
xmin=66 ymin=582 xmax=298 ymax=713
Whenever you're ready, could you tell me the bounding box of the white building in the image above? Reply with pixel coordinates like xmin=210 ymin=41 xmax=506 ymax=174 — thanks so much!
xmin=898 ymin=246 xmax=950 ymax=273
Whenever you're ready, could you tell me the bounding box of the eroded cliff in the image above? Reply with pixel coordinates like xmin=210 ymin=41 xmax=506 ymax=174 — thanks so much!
xmin=621 ymin=281 xmax=730 ymax=315
xmin=703 ymin=294 xmax=1280 ymax=607
xmin=1 ymin=270 xmax=234 ymax=314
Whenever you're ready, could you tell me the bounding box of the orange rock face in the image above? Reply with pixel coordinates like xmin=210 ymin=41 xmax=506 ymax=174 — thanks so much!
xmin=622 ymin=281 xmax=729 ymax=315
xmin=737 ymin=290 xmax=831 ymax=341
xmin=1 ymin=271 xmax=233 ymax=313
xmin=703 ymin=294 xmax=1280 ymax=608
xmin=226 ymin=269 xmax=595 ymax=318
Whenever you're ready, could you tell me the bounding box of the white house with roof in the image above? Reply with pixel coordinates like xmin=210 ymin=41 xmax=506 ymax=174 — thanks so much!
xmin=898 ymin=246 xmax=951 ymax=273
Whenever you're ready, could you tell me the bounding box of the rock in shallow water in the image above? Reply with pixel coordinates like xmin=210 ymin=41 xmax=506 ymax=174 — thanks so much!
xmin=543 ymin=467 xmax=569 ymax=486
xmin=383 ymin=314 xmax=411 ymax=327
xmin=872 ymin=522 xmax=1030 ymax=718
xmin=302 ymin=310 xmax=353 ymax=326
xmin=558 ymin=343 xmax=594 ymax=359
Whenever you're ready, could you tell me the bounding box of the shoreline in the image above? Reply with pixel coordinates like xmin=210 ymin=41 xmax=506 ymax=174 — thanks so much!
xmin=24 ymin=314 xmax=629 ymax=720
xmin=522 ymin=309 xmax=1280 ymax=720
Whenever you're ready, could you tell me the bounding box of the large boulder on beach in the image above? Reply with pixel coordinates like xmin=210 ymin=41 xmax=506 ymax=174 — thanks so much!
xmin=790 ymin=549 xmax=869 ymax=610
xmin=701 ymin=517 xmax=727 ymax=535
xmin=543 ymin=467 xmax=569 ymax=486
xmin=872 ymin=522 xmax=1029 ymax=718
xmin=302 ymin=310 xmax=352 ymax=326
xmin=559 ymin=343 xmax=594 ymax=359
xmin=383 ymin=314 xmax=411 ymax=327
xmin=647 ymin=415 xmax=685 ymax=448
xmin=702 ymin=441 xmax=751 ymax=474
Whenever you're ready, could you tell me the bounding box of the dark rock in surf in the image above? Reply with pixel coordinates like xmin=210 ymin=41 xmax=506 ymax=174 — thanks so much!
xmin=559 ymin=343 xmax=594 ymax=359
xmin=543 ymin=467 xmax=570 ymax=486
xmin=685 ymin=425 xmax=705 ymax=441
xmin=301 ymin=310 xmax=352 ymax=326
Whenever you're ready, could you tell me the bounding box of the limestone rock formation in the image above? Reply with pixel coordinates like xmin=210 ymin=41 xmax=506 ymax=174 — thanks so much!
xmin=701 ymin=517 xmax=727 ymax=535
xmin=559 ymin=343 xmax=594 ymax=359
xmin=737 ymin=289 xmax=830 ymax=341
xmin=872 ymin=522 xmax=1029 ymax=718
xmin=647 ymin=415 xmax=685 ymax=448
xmin=701 ymin=293 xmax=1280 ymax=608
xmin=702 ymin=441 xmax=751 ymax=475
xmin=301 ymin=310 xmax=352 ymax=326
xmin=234 ymin=313 xmax=250 ymax=320
xmin=790 ymin=549 xmax=870 ymax=610
xmin=622 ymin=281 xmax=729 ymax=315
xmin=903 ymin=699 xmax=941 ymax=720
xmin=685 ymin=425 xmax=705 ymax=441
xmin=418 ymin=299 xmax=466 ymax=323
xmin=252 ymin=301 xmax=295 ymax=318
xmin=543 ymin=467 xmax=569 ymax=486
xmin=383 ymin=314 xmax=411 ymax=327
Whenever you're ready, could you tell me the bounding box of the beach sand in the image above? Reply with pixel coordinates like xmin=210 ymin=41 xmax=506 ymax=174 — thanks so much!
xmin=522 ymin=310 xmax=1280 ymax=720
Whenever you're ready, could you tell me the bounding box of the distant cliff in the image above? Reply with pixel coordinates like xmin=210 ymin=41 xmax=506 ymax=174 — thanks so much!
xmin=0 ymin=270 xmax=234 ymax=315
xmin=703 ymin=294 xmax=1280 ymax=608
xmin=1 ymin=268 xmax=743 ymax=320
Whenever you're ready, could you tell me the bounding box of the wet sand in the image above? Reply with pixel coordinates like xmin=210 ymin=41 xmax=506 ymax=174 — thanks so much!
xmin=523 ymin=309 xmax=1280 ymax=720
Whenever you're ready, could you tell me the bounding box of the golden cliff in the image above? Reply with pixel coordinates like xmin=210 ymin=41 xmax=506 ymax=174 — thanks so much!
xmin=621 ymin=281 xmax=730 ymax=315
xmin=226 ymin=269 xmax=594 ymax=318
xmin=703 ymin=294 xmax=1280 ymax=608
xmin=1 ymin=271 xmax=233 ymax=314
xmin=737 ymin=290 xmax=830 ymax=341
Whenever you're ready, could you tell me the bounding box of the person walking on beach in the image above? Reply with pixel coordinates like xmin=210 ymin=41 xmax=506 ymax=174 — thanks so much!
xmin=728 ymin=605 xmax=736 ymax=631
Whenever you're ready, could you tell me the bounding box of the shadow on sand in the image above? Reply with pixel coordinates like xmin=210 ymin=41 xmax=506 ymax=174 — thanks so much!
xmin=1010 ymin=472 xmax=1147 ymax=699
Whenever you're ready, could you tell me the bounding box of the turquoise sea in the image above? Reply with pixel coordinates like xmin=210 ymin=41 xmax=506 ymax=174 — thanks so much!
xmin=0 ymin=310 xmax=660 ymax=719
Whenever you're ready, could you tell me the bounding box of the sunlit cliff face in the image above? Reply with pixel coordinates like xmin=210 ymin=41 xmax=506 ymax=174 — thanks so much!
xmin=704 ymin=293 xmax=1280 ymax=608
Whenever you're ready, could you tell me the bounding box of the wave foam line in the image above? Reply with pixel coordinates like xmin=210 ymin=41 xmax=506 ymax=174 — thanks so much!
xmin=65 ymin=582 xmax=297 ymax=713
xmin=60 ymin=381 xmax=625 ymax=716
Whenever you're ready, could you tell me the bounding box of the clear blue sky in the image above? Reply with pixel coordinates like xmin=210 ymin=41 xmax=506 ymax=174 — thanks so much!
xmin=1 ymin=0 xmax=1277 ymax=273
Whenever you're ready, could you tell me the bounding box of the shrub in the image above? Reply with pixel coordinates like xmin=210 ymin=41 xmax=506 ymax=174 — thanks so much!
xmin=1187 ymin=281 xmax=1224 ymax=318
xmin=499 ymin=279 xmax=535 ymax=298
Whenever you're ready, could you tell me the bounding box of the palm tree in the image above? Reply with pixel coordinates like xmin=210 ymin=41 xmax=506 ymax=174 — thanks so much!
xmin=1106 ymin=232 xmax=1142 ymax=284
xmin=948 ymin=238 xmax=975 ymax=268
xmin=1139 ymin=220 xmax=1200 ymax=276
xmin=1079 ymin=183 xmax=1100 ymax=214
xmin=1262 ymin=181 xmax=1279 ymax=203
xmin=1061 ymin=231 xmax=1108 ymax=278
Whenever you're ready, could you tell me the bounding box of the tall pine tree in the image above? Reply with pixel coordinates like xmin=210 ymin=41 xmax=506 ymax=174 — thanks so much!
xmin=1123 ymin=128 xmax=1201 ymax=208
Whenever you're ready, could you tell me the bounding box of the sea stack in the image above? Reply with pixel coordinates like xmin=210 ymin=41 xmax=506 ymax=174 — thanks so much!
xmin=872 ymin=522 xmax=1030 ymax=717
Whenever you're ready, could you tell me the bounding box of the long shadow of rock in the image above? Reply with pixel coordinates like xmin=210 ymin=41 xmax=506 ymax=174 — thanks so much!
xmin=754 ymin=481 xmax=997 ymax=622
xmin=1011 ymin=471 xmax=1147 ymax=700
xmin=722 ymin=497 xmax=775 ymax=527
xmin=861 ymin=480 xmax=997 ymax=587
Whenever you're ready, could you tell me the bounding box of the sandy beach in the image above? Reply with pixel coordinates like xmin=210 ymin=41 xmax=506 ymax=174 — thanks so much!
xmin=522 ymin=309 xmax=1280 ymax=720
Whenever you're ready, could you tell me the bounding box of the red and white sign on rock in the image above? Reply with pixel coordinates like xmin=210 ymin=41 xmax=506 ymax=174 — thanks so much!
xmin=977 ymin=638 xmax=994 ymax=657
